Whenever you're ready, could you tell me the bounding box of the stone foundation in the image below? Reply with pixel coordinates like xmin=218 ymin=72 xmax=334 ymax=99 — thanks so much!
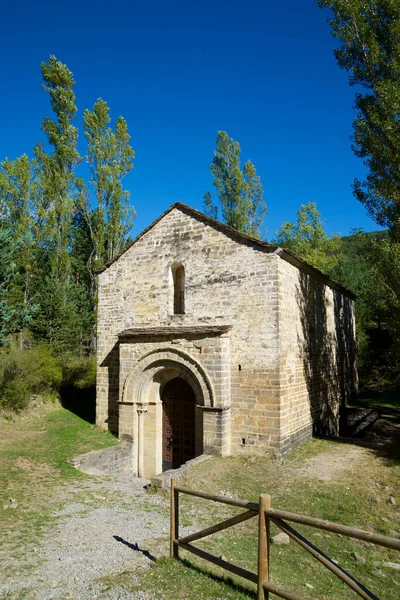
xmin=68 ymin=442 xmax=133 ymax=476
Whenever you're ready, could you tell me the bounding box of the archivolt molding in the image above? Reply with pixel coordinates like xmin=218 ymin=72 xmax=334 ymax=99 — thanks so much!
xmin=121 ymin=346 xmax=215 ymax=408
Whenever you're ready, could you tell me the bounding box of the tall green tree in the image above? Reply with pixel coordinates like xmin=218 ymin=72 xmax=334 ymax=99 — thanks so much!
xmin=203 ymin=131 xmax=266 ymax=238
xmin=0 ymin=155 xmax=36 ymax=346
xmin=0 ymin=228 xmax=35 ymax=346
xmin=80 ymin=98 xmax=135 ymax=274
xmin=0 ymin=56 xmax=136 ymax=357
xmin=0 ymin=154 xmax=31 ymax=234
xmin=33 ymin=55 xmax=81 ymax=279
xmin=273 ymin=202 xmax=342 ymax=275
xmin=318 ymin=1 xmax=400 ymax=235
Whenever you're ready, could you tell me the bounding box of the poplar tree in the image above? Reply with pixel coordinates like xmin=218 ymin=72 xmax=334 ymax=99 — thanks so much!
xmin=33 ymin=55 xmax=81 ymax=278
xmin=79 ymin=98 xmax=135 ymax=290
xmin=203 ymin=131 xmax=266 ymax=239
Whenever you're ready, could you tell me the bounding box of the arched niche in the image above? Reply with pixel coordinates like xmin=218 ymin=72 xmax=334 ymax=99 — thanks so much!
xmin=120 ymin=347 xmax=214 ymax=477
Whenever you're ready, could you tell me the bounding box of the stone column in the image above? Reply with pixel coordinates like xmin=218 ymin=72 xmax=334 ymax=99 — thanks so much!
xmin=137 ymin=405 xmax=148 ymax=477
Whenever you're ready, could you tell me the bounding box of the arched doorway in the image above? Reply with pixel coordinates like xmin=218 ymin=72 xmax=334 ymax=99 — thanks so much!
xmin=162 ymin=377 xmax=196 ymax=471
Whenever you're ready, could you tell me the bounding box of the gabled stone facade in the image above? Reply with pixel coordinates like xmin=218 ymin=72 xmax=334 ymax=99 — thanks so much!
xmin=96 ymin=203 xmax=357 ymax=478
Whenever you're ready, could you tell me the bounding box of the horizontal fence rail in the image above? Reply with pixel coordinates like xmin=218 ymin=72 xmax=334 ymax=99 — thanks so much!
xmin=265 ymin=508 xmax=400 ymax=552
xmin=170 ymin=480 xmax=400 ymax=600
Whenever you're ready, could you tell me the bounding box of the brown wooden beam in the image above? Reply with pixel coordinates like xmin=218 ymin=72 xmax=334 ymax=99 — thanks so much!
xmin=271 ymin=517 xmax=378 ymax=600
xmin=175 ymin=486 xmax=258 ymax=511
xmin=178 ymin=510 xmax=256 ymax=545
xmin=175 ymin=540 xmax=258 ymax=584
xmin=266 ymin=508 xmax=400 ymax=551
xmin=262 ymin=581 xmax=309 ymax=600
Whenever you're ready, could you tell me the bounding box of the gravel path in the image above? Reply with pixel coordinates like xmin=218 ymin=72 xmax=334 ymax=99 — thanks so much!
xmin=1 ymin=475 xmax=179 ymax=600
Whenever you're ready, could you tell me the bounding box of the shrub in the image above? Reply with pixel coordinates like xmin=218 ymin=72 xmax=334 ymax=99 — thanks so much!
xmin=0 ymin=345 xmax=62 ymax=411
xmin=61 ymin=356 xmax=96 ymax=389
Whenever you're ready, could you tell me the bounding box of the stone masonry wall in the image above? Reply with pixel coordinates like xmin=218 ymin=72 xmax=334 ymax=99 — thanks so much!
xmin=96 ymin=206 xmax=281 ymax=454
xmin=96 ymin=204 xmax=357 ymax=463
xmin=277 ymin=258 xmax=357 ymax=455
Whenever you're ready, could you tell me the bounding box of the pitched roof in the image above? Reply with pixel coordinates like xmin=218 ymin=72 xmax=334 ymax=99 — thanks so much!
xmin=97 ymin=202 xmax=355 ymax=299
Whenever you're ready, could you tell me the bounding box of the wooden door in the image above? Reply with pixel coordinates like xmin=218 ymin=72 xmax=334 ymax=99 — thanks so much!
xmin=162 ymin=378 xmax=196 ymax=471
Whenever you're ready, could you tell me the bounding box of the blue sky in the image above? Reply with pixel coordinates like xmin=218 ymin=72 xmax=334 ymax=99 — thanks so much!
xmin=1 ymin=0 xmax=379 ymax=239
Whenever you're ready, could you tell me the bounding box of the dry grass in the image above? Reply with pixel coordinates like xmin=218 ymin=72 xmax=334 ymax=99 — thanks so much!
xmin=135 ymin=408 xmax=400 ymax=600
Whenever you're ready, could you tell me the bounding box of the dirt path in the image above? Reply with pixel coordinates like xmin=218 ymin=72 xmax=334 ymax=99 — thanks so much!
xmin=295 ymin=444 xmax=371 ymax=482
xmin=1 ymin=411 xmax=398 ymax=600
xmin=1 ymin=475 xmax=172 ymax=600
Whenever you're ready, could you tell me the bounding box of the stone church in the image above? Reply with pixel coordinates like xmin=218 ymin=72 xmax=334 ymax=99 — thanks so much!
xmin=96 ymin=203 xmax=357 ymax=478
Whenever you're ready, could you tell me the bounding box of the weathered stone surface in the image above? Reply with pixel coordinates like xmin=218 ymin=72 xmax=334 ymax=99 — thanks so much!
xmin=353 ymin=552 xmax=366 ymax=565
xmin=389 ymin=529 xmax=400 ymax=539
xmin=384 ymin=562 xmax=400 ymax=570
xmin=272 ymin=532 xmax=290 ymax=545
xmin=150 ymin=454 xmax=212 ymax=489
xmin=68 ymin=443 xmax=133 ymax=476
xmin=96 ymin=203 xmax=357 ymax=478
xmin=119 ymin=325 xmax=232 ymax=338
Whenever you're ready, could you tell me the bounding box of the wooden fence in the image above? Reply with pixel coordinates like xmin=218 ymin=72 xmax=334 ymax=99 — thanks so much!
xmin=170 ymin=480 xmax=400 ymax=600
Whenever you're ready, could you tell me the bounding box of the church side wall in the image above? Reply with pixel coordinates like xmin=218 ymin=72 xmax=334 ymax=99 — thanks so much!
xmin=277 ymin=259 xmax=357 ymax=455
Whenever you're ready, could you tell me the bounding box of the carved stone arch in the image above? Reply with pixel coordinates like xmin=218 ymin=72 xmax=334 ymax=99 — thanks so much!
xmin=121 ymin=347 xmax=215 ymax=408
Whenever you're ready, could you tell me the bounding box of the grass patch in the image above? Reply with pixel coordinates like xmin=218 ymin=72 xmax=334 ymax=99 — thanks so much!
xmin=357 ymin=387 xmax=400 ymax=414
xmin=2 ymin=398 xmax=399 ymax=599
xmin=0 ymin=404 xmax=118 ymax=550
xmin=134 ymin=440 xmax=400 ymax=600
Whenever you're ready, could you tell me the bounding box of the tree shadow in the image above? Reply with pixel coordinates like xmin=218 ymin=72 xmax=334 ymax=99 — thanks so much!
xmin=296 ymin=271 xmax=400 ymax=462
xmin=342 ymin=386 xmax=400 ymax=463
xmin=295 ymin=263 xmax=400 ymax=464
xmin=297 ymin=272 xmax=357 ymax=438
xmin=298 ymin=272 xmax=335 ymax=436
xmin=59 ymin=384 xmax=96 ymax=424
xmin=174 ymin=557 xmax=256 ymax=598
xmin=100 ymin=342 xmax=120 ymax=436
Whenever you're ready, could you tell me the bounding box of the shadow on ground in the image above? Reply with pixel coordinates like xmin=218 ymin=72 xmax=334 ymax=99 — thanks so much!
xmin=175 ymin=558 xmax=255 ymax=599
xmin=113 ymin=536 xmax=156 ymax=561
xmin=336 ymin=386 xmax=400 ymax=463
xmin=59 ymin=384 xmax=96 ymax=424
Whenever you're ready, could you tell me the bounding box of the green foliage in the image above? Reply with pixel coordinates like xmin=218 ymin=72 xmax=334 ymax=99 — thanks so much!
xmin=61 ymin=356 xmax=96 ymax=389
xmin=204 ymin=131 xmax=266 ymax=238
xmin=0 ymin=155 xmax=36 ymax=341
xmin=318 ymin=1 xmax=400 ymax=234
xmin=273 ymin=202 xmax=342 ymax=275
xmin=81 ymin=98 xmax=135 ymax=266
xmin=0 ymin=154 xmax=31 ymax=233
xmin=0 ymin=228 xmax=36 ymax=346
xmin=0 ymin=56 xmax=135 ymax=358
xmin=203 ymin=191 xmax=217 ymax=220
xmin=0 ymin=345 xmax=62 ymax=410
xmin=33 ymin=56 xmax=81 ymax=280
xmin=29 ymin=276 xmax=83 ymax=354
xmin=339 ymin=229 xmax=400 ymax=374
xmin=319 ymin=1 xmax=400 ymax=379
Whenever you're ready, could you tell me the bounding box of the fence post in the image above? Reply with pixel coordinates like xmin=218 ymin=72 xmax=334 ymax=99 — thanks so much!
xmin=170 ymin=478 xmax=179 ymax=558
xmin=257 ymin=494 xmax=271 ymax=600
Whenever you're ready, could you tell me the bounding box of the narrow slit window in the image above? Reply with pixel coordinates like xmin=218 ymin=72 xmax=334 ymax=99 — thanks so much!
xmin=170 ymin=264 xmax=185 ymax=314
